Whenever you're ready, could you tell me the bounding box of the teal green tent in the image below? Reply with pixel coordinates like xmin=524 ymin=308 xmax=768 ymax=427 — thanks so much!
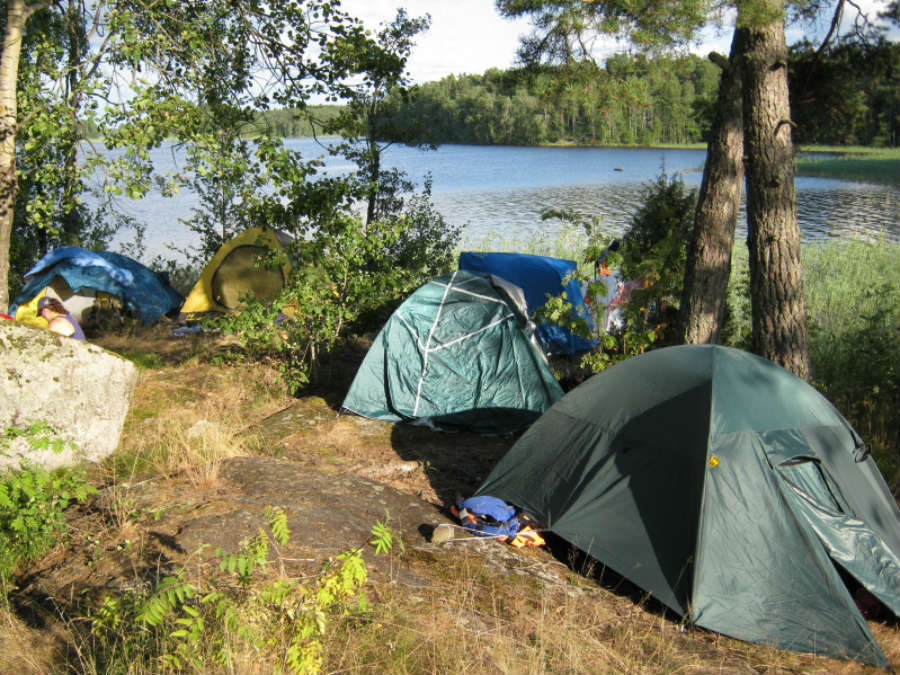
xmin=476 ymin=345 xmax=900 ymax=666
xmin=342 ymin=270 xmax=564 ymax=434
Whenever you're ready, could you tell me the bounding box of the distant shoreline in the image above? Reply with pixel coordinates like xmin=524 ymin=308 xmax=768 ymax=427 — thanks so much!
xmin=79 ymin=136 xmax=898 ymax=185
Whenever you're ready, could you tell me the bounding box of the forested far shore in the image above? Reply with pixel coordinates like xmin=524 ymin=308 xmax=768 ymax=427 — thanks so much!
xmin=76 ymin=41 xmax=898 ymax=149
xmin=261 ymin=41 xmax=898 ymax=148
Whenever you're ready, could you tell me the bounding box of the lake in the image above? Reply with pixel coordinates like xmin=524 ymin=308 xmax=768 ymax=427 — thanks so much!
xmin=103 ymin=138 xmax=900 ymax=262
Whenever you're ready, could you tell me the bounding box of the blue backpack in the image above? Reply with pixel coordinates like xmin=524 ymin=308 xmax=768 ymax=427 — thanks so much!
xmin=453 ymin=496 xmax=522 ymax=538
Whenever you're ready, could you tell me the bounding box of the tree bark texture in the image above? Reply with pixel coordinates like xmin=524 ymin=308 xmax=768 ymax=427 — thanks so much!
xmin=0 ymin=1 xmax=27 ymax=313
xmin=740 ymin=1 xmax=811 ymax=380
xmin=679 ymin=28 xmax=746 ymax=345
xmin=0 ymin=0 xmax=51 ymax=312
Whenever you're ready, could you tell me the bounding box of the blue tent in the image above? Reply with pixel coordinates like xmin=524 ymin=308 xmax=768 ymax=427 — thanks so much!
xmin=10 ymin=247 xmax=183 ymax=325
xmin=459 ymin=252 xmax=594 ymax=354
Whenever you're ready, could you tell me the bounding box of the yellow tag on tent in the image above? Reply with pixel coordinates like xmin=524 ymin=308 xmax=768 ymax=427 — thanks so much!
xmin=709 ymin=455 xmax=720 ymax=468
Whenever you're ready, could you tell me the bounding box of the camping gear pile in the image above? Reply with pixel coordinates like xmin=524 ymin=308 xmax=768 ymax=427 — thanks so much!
xmin=431 ymin=496 xmax=545 ymax=547
xmin=474 ymin=344 xmax=900 ymax=667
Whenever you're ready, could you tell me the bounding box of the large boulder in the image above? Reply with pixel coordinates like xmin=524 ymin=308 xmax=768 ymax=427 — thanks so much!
xmin=0 ymin=322 xmax=137 ymax=471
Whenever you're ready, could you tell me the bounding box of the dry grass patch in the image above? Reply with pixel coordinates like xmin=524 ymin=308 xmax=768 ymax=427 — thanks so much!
xmin=0 ymin=608 xmax=64 ymax=675
xmin=321 ymin=545 xmax=898 ymax=675
xmin=107 ymin=361 xmax=292 ymax=486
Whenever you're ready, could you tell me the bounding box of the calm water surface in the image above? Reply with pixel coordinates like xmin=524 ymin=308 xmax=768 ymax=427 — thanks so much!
xmin=103 ymin=138 xmax=899 ymax=261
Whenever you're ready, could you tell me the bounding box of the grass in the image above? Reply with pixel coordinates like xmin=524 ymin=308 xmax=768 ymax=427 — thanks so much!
xmin=101 ymin=357 xmax=292 ymax=484
xmin=321 ymin=545 xmax=895 ymax=674
xmin=803 ymin=238 xmax=900 ymax=489
xmin=794 ymin=146 xmax=899 ymax=185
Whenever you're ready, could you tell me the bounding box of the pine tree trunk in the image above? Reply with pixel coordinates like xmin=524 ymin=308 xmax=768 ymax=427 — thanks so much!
xmin=741 ymin=0 xmax=811 ymax=379
xmin=679 ymin=29 xmax=747 ymax=344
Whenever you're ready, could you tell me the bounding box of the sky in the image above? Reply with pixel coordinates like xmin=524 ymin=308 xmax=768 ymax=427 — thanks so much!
xmin=339 ymin=0 xmax=897 ymax=86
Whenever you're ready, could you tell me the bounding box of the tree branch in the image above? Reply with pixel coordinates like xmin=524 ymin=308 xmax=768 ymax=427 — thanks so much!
xmin=815 ymin=0 xmax=844 ymax=56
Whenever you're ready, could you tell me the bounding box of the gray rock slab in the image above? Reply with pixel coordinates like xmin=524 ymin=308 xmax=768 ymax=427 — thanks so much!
xmin=171 ymin=456 xmax=450 ymax=584
xmin=0 ymin=322 xmax=137 ymax=471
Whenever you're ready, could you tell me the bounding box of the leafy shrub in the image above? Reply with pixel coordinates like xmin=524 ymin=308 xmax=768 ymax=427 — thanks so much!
xmin=619 ymin=169 xmax=696 ymax=327
xmin=82 ymin=511 xmax=402 ymax=675
xmin=803 ymin=238 xmax=900 ymax=489
xmin=0 ymin=423 xmax=96 ymax=584
xmin=536 ymin=170 xmax=697 ymax=376
xmin=215 ymin=185 xmax=459 ymax=393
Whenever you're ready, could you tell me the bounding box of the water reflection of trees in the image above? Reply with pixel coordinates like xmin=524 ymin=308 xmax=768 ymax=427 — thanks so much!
xmin=450 ymin=183 xmax=899 ymax=249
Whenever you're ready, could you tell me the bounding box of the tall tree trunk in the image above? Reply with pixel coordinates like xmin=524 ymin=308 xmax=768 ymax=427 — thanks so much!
xmin=0 ymin=0 xmax=49 ymax=311
xmin=679 ymin=28 xmax=747 ymax=344
xmin=0 ymin=2 xmax=26 ymax=312
xmin=365 ymin=93 xmax=380 ymax=227
xmin=741 ymin=0 xmax=811 ymax=379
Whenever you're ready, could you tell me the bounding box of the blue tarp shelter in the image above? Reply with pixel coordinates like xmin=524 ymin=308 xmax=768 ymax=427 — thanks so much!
xmin=10 ymin=246 xmax=183 ymax=325
xmin=458 ymin=252 xmax=594 ymax=354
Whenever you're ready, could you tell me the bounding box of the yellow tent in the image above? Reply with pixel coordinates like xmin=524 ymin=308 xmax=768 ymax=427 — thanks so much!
xmin=179 ymin=227 xmax=293 ymax=320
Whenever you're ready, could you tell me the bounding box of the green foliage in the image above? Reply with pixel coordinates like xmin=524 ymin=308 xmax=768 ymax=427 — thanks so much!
xmin=380 ymin=56 xmax=721 ymax=147
xmin=803 ymin=239 xmax=900 ymax=487
xmin=267 ymin=505 xmax=290 ymax=547
xmin=794 ymin=148 xmax=900 ymax=186
xmin=147 ymin=6 xmax=457 ymax=399
xmin=320 ymin=7 xmax=434 ymax=228
xmin=8 ymin=4 xmax=123 ymax=291
xmin=0 ymin=423 xmax=96 ymax=583
xmin=218 ymin=529 xmax=270 ymax=586
xmin=214 ymin=182 xmax=459 ymax=393
xmin=790 ymin=37 xmax=900 ymax=148
xmin=536 ymin=171 xmax=696 ymax=376
xmin=721 ymin=245 xmax=753 ymax=349
xmin=619 ymin=170 xmax=697 ymax=316
xmin=119 ymin=349 xmax=164 ymax=370
xmin=176 ymin=133 xmax=272 ymax=266
xmin=82 ymin=510 xmax=382 ymax=675
xmin=369 ymin=518 xmax=405 ymax=556
xmin=5 ymin=0 xmax=368 ymax=307
xmin=253 ymin=105 xmax=343 ymax=138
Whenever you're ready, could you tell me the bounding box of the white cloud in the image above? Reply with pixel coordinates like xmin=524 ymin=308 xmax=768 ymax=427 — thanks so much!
xmin=340 ymin=0 xmax=531 ymax=83
xmin=338 ymin=0 xmax=897 ymax=86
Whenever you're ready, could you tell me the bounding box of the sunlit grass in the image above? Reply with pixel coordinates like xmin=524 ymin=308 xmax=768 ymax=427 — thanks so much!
xmin=795 ymin=146 xmax=899 ymax=185
xmin=104 ymin=362 xmax=291 ymax=484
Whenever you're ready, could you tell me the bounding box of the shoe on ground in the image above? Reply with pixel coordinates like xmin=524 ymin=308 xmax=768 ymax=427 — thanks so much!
xmin=431 ymin=523 xmax=454 ymax=544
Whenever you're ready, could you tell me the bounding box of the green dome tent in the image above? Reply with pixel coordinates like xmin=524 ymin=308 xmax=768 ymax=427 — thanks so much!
xmin=475 ymin=344 xmax=900 ymax=666
xmin=342 ymin=270 xmax=564 ymax=434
